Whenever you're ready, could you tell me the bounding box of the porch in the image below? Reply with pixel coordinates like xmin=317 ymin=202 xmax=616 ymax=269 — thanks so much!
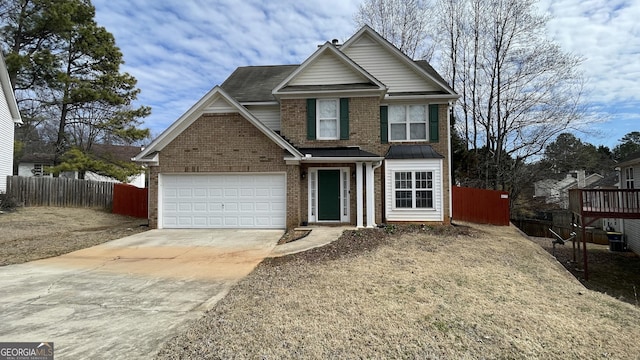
xmin=568 ymin=189 xmax=640 ymax=280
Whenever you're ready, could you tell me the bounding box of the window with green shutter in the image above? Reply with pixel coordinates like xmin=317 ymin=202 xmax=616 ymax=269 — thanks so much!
xmin=380 ymin=105 xmax=388 ymax=144
xmin=429 ymin=104 xmax=439 ymax=142
xmin=307 ymin=98 xmax=316 ymax=140
xmin=308 ymin=98 xmax=349 ymax=140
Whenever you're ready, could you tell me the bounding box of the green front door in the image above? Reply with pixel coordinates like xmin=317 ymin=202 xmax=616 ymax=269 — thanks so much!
xmin=318 ymin=169 xmax=341 ymax=221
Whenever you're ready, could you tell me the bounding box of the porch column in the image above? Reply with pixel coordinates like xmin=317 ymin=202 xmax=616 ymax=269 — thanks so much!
xmin=356 ymin=162 xmax=364 ymax=228
xmin=366 ymin=162 xmax=376 ymax=228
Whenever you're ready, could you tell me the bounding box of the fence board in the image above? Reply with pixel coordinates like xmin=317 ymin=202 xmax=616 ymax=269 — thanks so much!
xmin=452 ymin=186 xmax=510 ymax=226
xmin=112 ymin=183 xmax=148 ymax=218
xmin=6 ymin=176 xmax=114 ymax=209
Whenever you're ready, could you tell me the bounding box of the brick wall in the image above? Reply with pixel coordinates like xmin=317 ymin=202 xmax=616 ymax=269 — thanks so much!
xmin=148 ymin=113 xmax=300 ymax=228
xmin=281 ymin=97 xmax=450 ymax=225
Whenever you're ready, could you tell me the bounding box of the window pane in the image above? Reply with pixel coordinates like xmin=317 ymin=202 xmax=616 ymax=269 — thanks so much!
xmin=389 ymin=105 xmax=406 ymax=123
xmin=410 ymin=123 xmax=426 ymax=140
xmin=409 ymin=105 xmax=425 ymax=122
xmin=416 ymin=190 xmax=433 ymax=208
xmin=318 ymin=100 xmax=337 ymax=119
xmin=395 ymin=172 xmax=412 ymax=189
xmin=319 ymin=119 xmax=337 ymax=138
xmin=390 ymin=124 xmax=406 ymax=140
xmin=396 ymin=190 xmax=412 ymax=208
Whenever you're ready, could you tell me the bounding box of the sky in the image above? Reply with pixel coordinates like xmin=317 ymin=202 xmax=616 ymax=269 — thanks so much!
xmin=92 ymin=0 xmax=639 ymax=150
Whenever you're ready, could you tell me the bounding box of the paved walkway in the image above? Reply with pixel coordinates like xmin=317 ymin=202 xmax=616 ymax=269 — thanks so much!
xmin=270 ymin=226 xmax=354 ymax=257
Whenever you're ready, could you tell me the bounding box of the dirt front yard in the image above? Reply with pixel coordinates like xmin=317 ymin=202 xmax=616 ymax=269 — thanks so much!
xmin=0 ymin=207 xmax=149 ymax=266
xmin=157 ymin=224 xmax=640 ymax=359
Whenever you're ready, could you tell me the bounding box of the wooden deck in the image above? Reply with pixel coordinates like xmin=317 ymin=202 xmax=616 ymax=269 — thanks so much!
xmin=568 ymin=188 xmax=640 ymax=281
xmin=569 ymin=189 xmax=640 ymax=220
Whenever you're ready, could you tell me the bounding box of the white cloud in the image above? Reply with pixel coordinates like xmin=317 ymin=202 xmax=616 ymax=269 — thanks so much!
xmin=93 ymin=0 xmax=360 ymax=133
xmin=93 ymin=0 xmax=636 ymax=149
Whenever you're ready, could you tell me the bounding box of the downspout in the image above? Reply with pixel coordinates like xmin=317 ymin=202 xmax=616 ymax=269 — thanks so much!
xmin=447 ymin=101 xmax=454 ymax=224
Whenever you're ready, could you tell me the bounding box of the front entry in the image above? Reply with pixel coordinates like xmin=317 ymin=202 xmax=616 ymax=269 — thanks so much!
xmin=317 ymin=169 xmax=341 ymax=221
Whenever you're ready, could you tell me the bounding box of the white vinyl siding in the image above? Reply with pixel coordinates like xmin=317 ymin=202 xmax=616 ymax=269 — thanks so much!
xmin=0 ymin=86 xmax=13 ymax=191
xmin=204 ymin=97 xmax=237 ymax=113
xmin=290 ymin=52 xmax=368 ymax=86
xmin=625 ymin=219 xmax=640 ymax=255
xmin=246 ymin=105 xmax=281 ymax=131
xmin=385 ymin=159 xmax=443 ymax=221
xmin=342 ymin=34 xmax=439 ymax=93
xmin=160 ymin=173 xmax=286 ymax=229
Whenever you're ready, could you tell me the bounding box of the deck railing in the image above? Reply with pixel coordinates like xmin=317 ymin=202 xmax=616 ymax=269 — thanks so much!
xmin=569 ymin=189 xmax=640 ymax=218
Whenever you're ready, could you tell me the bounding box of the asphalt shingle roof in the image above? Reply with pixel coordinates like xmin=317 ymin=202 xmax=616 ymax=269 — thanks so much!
xmin=220 ymin=65 xmax=298 ymax=102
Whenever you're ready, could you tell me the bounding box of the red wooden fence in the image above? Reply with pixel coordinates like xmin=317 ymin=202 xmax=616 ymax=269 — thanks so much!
xmin=112 ymin=183 xmax=148 ymax=218
xmin=452 ymin=186 xmax=510 ymax=226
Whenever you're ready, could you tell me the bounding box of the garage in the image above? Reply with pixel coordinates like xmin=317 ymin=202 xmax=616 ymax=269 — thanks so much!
xmin=160 ymin=173 xmax=286 ymax=229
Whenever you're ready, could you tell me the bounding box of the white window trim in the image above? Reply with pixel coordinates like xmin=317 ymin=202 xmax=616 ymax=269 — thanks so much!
xmin=307 ymin=167 xmax=350 ymax=223
xmin=388 ymin=104 xmax=429 ymax=142
xmin=626 ymin=167 xmax=635 ymax=189
xmin=316 ymin=99 xmax=339 ymax=140
xmin=392 ymin=170 xmax=434 ymax=210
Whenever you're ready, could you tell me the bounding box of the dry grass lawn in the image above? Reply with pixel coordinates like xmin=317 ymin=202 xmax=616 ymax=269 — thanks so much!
xmin=157 ymin=224 xmax=640 ymax=359
xmin=0 ymin=207 xmax=148 ymax=265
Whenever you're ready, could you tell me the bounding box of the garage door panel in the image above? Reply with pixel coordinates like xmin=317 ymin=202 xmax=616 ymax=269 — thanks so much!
xmin=162 ymin=173 xmax=285 ymax=229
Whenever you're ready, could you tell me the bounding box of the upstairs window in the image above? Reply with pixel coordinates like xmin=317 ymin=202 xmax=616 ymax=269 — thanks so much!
xmin=317 ymin=99 xmax=339 ymax=139
xmin=389 ymin=105 xmax=428 ymax=141
xmin=626 ymin=167 xmax=635 ymax=189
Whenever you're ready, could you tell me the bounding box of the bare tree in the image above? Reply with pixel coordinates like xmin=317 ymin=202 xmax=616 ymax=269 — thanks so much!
xmin=354 ymin=0 xmax=435 ymax=60
xmin=432 ymin=0 xmax=589 ymax=190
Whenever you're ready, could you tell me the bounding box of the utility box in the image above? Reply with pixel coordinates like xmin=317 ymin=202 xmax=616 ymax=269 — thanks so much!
xmin=607 ymin=232 xmax=625 ymax=252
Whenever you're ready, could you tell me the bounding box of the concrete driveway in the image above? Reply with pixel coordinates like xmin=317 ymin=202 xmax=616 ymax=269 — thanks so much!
xmin=0 ymin=229 xmax=281 ymax=359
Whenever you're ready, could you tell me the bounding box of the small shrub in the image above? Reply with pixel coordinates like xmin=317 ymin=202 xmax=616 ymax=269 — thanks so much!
xmin=0 ymin=192 xmax=19 ymax=211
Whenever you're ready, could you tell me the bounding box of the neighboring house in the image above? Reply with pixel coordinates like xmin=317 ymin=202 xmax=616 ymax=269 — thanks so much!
xmin=134 ymin=26 xmax=459 ymax=230
xmin=18 ymin=144 xmax=146 ymax=188
xmin=534 ymin=170 xmax=604 ymax=209
xmin=0 ymin=54 xmax=23 ymax=192
xmin=613 ymin=153 xmax=640 ymax=254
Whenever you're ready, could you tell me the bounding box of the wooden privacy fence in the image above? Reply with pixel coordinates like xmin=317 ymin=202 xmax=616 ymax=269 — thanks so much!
xmin=112 ymin=183 xmax=148 ymax=218
xmin=6 ymin=175 xmax=114 ymax=209
xmin=452 ymin=186 xmax=510 ymax=226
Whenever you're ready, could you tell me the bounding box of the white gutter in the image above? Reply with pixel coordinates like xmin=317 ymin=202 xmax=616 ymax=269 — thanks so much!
xmin=301 ymin=156 xmax=384 ymax=163
xmin=447 ymin=100 xmax=454 ymax=223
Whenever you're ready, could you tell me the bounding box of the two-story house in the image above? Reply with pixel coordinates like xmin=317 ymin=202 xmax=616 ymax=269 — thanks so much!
xmin=134 ymin=26 xmax=458 ymax=229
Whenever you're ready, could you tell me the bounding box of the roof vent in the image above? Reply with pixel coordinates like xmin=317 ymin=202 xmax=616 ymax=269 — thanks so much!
xmin=331 ymin=38 xmax=341 ymax=47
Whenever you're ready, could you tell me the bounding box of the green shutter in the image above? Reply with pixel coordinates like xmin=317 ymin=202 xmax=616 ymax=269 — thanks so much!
xmin=340 ymin=98 xmax=349 ymax=140
xmin=429 ymin=104 xmax=439 ymax=142
xmin=380 ymin=105 xmax=388 ymax=144
xmin=307 ymin=98 xmax=316 ymax=140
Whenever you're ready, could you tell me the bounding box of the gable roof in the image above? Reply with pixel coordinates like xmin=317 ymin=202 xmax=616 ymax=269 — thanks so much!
xmin=222 ymin=65 xmax=297 ymax=103
xmin=134 ymin=86 xmax=303 ymax=163
xmin=272 ymin=41 xmax=387 ymax=98
xmin=0 ymin=54 xmax=22 ymax=124
xmin=617 ymin=151 xmax=640 ymax=168
xmin=340 ymin=25 xmax=457 ymax=99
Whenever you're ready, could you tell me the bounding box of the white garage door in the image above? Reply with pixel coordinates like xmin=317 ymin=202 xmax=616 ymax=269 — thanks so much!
xmin=161 ymin=173 xmax=286 ymax=229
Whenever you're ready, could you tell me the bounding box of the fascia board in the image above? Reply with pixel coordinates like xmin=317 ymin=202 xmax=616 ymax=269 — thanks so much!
xmin=0 ymin=54 xmax=22 ymax=124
